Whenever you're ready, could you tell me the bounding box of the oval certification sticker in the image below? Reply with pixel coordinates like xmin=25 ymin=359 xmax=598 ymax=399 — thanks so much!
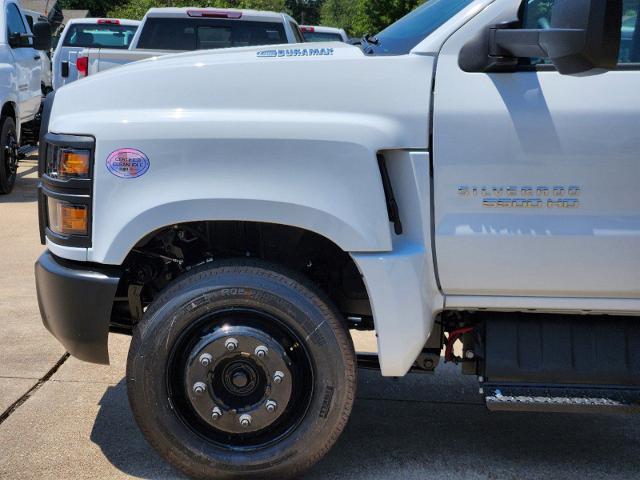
xmin=106 ymin=148 xmax=150 ymax=179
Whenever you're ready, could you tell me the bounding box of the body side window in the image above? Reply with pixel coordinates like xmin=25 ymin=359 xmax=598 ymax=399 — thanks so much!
xmin=6 ymin=3 xmax=31 ymax=47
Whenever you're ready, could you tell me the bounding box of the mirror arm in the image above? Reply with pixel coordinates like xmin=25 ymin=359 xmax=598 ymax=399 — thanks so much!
xmin=491 ymin=29 xmax=547 ymax=58
xmin=491 ymin=28 xmax=586 ymax=60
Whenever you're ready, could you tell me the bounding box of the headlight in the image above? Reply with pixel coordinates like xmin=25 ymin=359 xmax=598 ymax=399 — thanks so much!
xmin=47 ymin=147 xmax=91 ymax=179
xmin=39 ymin=132 xmax=94 ymax=247
xmin=47 ymin=198 xmax=88 ymax=236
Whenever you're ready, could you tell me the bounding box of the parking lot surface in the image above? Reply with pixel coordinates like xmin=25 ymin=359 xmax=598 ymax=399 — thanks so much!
xmin=1 ymin=160 xmax=639 ymax=479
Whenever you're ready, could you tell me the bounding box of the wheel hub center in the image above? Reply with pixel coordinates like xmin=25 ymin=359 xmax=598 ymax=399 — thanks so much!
xmin=222 ymin=360 xmax=260 ymax=397
xmin=183 ymin=325 xmax=294 ymax=434
xmin=232 ymin=371 xmax=248 ymax=388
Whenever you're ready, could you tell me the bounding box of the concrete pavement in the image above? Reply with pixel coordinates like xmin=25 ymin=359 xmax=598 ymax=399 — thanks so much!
xmin=0 ymin=157 xmax=65 ymax=411
xmin=1 ymin=160 xmax=640 ymax=479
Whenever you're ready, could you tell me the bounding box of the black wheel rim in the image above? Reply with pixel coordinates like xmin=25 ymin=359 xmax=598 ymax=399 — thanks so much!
xmin=167 ymin=308 xmax=314 ymax=450
xmin=3 ymin=130 xmax=18 ymax=181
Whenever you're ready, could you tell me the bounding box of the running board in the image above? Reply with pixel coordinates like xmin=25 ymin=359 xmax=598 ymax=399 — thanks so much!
xmin=18 ymin=144 xmax=38 ymax=158
xmin=483 ymin=385 xmax=640 ymax=414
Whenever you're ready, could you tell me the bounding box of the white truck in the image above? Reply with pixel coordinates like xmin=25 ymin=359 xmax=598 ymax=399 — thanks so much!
xmin=36 ymin=0 xmax=639 ymax=478
xmin=52 ymin=18 xmax=140 ymax=90
xmin=0 ymin=0 xmax=50 ymax=193
xmin=299 ymin=25 xmax=348 ymax=42
xmin=23 ymin=9 xmax=53 ymax=93
xmin=75 ymin=8 xmax=304 ymax=79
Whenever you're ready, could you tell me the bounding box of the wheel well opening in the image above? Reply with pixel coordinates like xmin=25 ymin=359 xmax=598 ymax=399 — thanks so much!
xmin=112 ymin=221 xmax=373 ymax=332
xmin=1 ymin=102 xmax=16 ymax=122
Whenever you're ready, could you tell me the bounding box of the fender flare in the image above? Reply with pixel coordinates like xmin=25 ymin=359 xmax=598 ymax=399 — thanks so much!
xmin=102 ymin=198 xmax=393 ymax=265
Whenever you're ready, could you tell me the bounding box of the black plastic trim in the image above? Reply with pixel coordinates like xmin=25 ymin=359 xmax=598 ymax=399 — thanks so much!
xmin=38 ymin=91 xmax=55 ymax=177
xmin=514 ymin=62 xmax=640 ymax=72
xmin=481 ymin=313 xmax=640 ymax=386
xmin=35 ymin=251 xmax=122 ymax=364
xmin=376 ymin=153 xmax=403 ymax=235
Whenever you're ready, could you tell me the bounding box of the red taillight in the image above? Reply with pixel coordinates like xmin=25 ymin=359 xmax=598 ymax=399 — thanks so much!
xmin=76 ymin=56 xmax=88 ymax=77
xmin=300 ymin=26 xmax=315 ymax=32
xmin=187 ymin=9 xmax=242 ymax=19
xmin=97 ymin=18 xmax=120 ymax=24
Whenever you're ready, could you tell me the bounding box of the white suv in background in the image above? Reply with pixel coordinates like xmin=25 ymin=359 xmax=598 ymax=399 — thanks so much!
xmin=52 ymin=18 xmax=140 ymax=90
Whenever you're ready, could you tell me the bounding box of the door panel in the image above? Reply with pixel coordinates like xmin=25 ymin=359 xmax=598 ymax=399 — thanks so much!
xmin=433 ymin=0 xmax=640 ymax=298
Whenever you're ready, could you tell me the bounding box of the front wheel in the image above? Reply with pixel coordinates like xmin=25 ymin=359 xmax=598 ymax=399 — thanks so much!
xmin=0 ymin=117 xmax=18 ymax=194
xmin=127 ymin=260 xmax=357 ymax=479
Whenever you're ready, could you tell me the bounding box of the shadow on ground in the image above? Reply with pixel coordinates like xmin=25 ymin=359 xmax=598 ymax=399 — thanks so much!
xmin=90 ymin=367 xmax=640 ymax=480
xmin=0 ymin=159 xmax=39 ymax=204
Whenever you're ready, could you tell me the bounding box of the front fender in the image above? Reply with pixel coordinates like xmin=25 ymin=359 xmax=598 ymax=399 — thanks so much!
xmin=82 ymin=136 xmax=393 ymax=264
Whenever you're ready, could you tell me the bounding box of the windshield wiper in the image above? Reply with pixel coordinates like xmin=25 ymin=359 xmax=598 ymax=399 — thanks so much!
xmin=362 ymin=33 xmax=380 ymax=45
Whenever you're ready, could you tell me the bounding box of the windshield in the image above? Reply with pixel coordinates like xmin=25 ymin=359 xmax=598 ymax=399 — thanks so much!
xmin=137 ymin=18 xmax=288 ymax=50
xmin=63 ymin=24 xmax=138 ymax=49
xmin=368 ymin=0 xmax=474 ymax=54
xmin=303 ymin=31 xmax=343 ymax=42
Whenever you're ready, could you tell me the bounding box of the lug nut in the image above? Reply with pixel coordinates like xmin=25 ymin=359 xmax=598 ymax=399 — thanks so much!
xmin=273 ymin=371 xmax=284 ymax=384
xmin=211 ymin=407 xmax=222 ymax=421
xmin=225 ymin=338 xmax=239 ymax=351
xmin=193 ymin=382 xmax=207 ymax=395
xmin=199 ymin=353 xmax=213 ymax=367
xmin=255 ymin=345 xmax=268 ymax=358
xmin=265 ymin=400 xmax=277 ymax=413
xmin=239 ymin=414 xmax=252 ymax=427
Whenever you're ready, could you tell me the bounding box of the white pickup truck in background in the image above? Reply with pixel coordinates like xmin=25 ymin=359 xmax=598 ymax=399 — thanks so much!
xmin=0 ymin=0 xmax=50 ymax=194
xmin=76 ymin=7 xmax=304 ymax=79
xmin=23 ymin=9 xmax=52 ymax=93
xmin=52 ymin=18 xmax=140 ymax=90
xmin=299 ymin=25 xmax=348 ymax=42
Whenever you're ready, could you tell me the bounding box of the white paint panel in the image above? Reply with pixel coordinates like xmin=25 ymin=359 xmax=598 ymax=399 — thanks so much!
xmin=433 ymin=0 xmax=640 ymax=298
xmin=49 ymin=43 xmax=434 ymax=264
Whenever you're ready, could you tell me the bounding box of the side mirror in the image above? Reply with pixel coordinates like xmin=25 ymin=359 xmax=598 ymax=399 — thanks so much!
xmin=460 ymin=0 xmax=622 ymax=74
xmin=33 ymin=21 xmax=52 ymax=51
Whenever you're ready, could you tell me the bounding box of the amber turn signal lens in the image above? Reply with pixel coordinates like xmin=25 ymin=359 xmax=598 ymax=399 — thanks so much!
xmin=47 ymin=198 xmax=88 ymax=236
xmin=58 ymin=149 xmax=90 ymax=178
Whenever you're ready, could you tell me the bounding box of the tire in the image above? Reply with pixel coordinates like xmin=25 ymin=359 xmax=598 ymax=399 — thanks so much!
xmin=127 ymin=259 xmax=357 ymax=479
xmin=0 ymin=117 xmax=17 ymax=194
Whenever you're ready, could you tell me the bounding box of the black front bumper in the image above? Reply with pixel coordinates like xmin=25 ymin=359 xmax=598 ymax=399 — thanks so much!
xmin=35 ymin=251 xmax=121 ymax=364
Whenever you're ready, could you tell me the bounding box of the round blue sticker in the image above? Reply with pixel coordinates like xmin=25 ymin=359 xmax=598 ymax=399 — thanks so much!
xmin=106 ymin=148 xmax=150 ymax=179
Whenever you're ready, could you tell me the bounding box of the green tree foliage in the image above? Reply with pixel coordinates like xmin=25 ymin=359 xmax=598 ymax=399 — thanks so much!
xmin=321 ymin=0 xmax=424 ymax=37
xmin=108 ymin=0 xmax=287 ymax=20
xmin=103 ymin=0 xmax=424 ymax=35
xmin=57 ymin=0 xmax=129 ymax=17
xmin=318 ymin=0 xmax=360 ymax=33
xmin=285 ymin=0 xmax=322 ymax=25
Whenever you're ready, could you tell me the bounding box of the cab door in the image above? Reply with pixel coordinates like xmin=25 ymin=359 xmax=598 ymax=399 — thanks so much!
xmin=6 ymin=2 xmax=41 ymax=121
xmin=433 ymin=0 xmax=640 ymax=298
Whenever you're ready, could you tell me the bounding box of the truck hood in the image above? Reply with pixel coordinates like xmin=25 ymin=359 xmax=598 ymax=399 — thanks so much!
xmin=50 ymin=40 xmax=434 ymax=150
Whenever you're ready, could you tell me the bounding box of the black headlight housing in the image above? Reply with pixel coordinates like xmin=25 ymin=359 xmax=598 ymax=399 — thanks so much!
xmin=38 ymin=92 xmax=95 ymax=248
